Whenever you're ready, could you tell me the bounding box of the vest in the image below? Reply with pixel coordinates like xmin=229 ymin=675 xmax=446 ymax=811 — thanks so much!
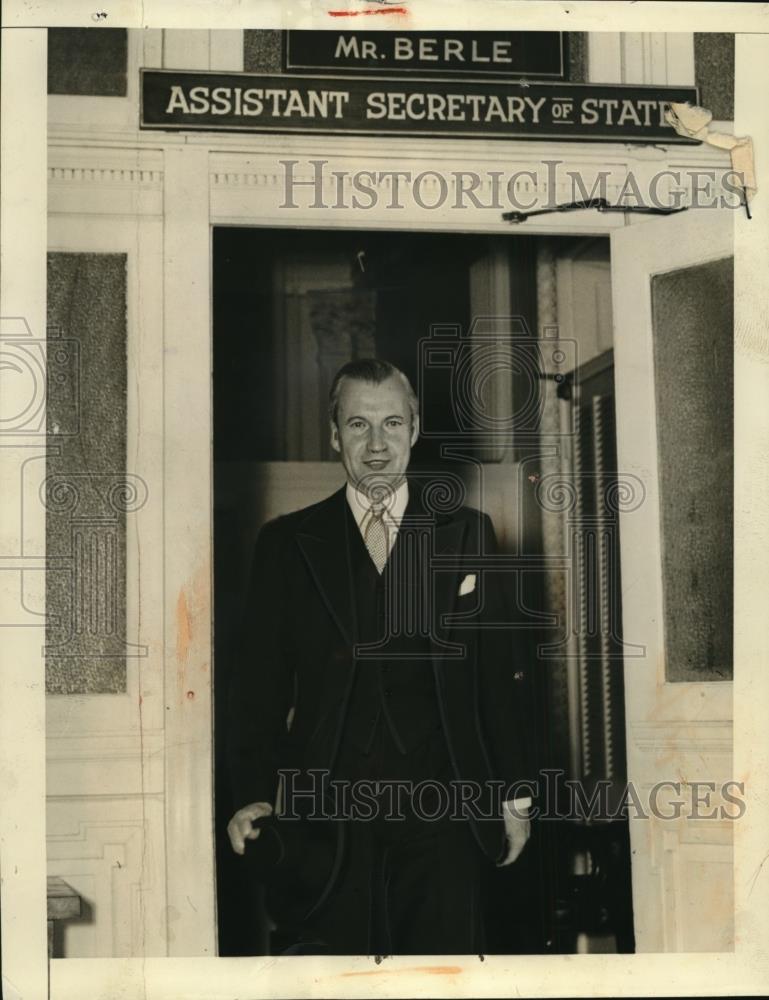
xmin=341 ymin=502 xmax=445 ymax=759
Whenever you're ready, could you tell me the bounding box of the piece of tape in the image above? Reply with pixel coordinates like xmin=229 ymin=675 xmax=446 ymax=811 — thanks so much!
xmin=665 ymin=102 xmax=756 ymax=199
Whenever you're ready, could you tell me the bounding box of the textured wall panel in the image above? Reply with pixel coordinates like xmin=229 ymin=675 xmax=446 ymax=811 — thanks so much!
xmin=651 ymin=256 xmax=733 ymax=682
xmin=243 ymin=29 xmax=282 ymax=73
xmin=46 ymin=253 xmax=128 ymax=694
xmin=694 ymin=33 xmax=734 ymax=122
xmin=48 ymin=29 xmax=128 ymax=97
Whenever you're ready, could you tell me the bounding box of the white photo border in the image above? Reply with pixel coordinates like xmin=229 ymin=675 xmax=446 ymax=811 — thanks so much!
xmin=1 ymin=3 xmax=768 ymax=998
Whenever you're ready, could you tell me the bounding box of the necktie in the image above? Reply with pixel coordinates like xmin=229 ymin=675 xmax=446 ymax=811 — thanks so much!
xmin=364 ymin=503 xmax=389 ymax=574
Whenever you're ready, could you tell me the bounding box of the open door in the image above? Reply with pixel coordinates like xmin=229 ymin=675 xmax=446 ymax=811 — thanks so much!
xmin=611 ymin=209 xmax=734 ymax=952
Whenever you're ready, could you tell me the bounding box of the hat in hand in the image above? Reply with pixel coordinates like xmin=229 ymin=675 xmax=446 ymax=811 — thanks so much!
xmin=242 ymin=811 xmax=346 ymax=928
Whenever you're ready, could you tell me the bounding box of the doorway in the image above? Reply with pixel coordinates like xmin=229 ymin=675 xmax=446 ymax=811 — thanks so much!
xmin=211 ymin=226 xmax=634 ymax=955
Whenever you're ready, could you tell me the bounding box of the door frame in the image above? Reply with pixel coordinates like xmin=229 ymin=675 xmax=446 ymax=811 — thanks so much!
xmin=163 ymin=138 xmax=734 ymax=954
xmin=610 ymin=209 xmax=734 ymax=951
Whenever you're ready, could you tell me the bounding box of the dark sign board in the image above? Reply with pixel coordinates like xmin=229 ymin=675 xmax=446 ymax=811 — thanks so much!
xmin=283 ymin=30 xmax=566 ymax=80
xmin=141 ymin=71 xmax=699 ymax=144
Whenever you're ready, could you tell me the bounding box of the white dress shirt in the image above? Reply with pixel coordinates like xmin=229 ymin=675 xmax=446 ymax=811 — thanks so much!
xmin=346 ymin=478 xmax=409 ymax=558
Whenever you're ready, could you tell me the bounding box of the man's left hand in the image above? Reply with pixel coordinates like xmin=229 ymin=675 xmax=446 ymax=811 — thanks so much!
xmin=497 ymin=802 xmax=531 ymax=867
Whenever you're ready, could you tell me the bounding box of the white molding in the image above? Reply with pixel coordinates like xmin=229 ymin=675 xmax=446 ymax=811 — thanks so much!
xmin=45 ymin=131 xmax=733 ymax=238
xmin=48 ymin=164 xmax=162 ymax=184
xmin=621 ymin=33 xmax=646 ymax=85
xmin=631 ymin=719 xmax=733 ymax=755
xmin=163 ymin=29 xmax=211 ymax=70
xmin=209 ymin=30 xmax=244 ymax=72
xmin=47 ymin=799 xmax=167 ymax=957
xmin=588 ymin=33 xmax=623 ymax=83
xmin=161 ymin=145 xmax=216 ymax=957
xmin=46 ymin=211 xmax=165 ymax=743
xmin=648 ymin=817 xmax=734 ymax=952
xmin=46 ymin=145 xmax=213 ymax=957
xmin=665 ymin=33 xmax=696 ymax=87
xmin=645 ymin=33 xmax=670 ymax=85
xmin=611 ymin=209 xmax=734 ymax=952
xmin=207 ymin=142 xmax=731 ymax=234
xmin=143 ymin=29 xmax=164 ymax=69
xmin=629 ymin=717 xmax=736 ymax=928
xmin=611 ymin=209 xmax=734 ymax=722
xmin=48 ymin=148 xmax=164 ymax=217
xmin=47 ymin=730 xmax=165 ymax=798
xmin=589 ymin=33 xmax=695 ymax=87
xmin=45 ymin=197 xmax=168 ymax=958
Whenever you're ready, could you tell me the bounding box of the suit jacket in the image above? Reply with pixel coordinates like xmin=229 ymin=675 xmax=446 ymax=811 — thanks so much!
xmin=228 ymin=478 xmax=535 ymax=862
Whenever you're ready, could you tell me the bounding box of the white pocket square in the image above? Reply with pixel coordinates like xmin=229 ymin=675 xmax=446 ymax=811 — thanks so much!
xmin=458 ymin=573 xmax=476 ymax=596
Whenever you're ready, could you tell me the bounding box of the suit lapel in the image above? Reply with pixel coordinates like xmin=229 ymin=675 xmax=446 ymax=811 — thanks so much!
xmin=401 ymin=480 xmax=467 ymax=660
xmin=430 ymin=518 xmax=466 ymax=659
xmin=296 ymin=488 xmax=357 ymax=647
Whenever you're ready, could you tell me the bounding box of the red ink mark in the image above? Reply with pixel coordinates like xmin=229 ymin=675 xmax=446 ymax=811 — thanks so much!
xmin=186 ymin=690 xmax=195 ymax=700
xmin=342 ymin=965 xmax=462 ymax=977
xmin=328 ymin=6 xmax=408 ymax=15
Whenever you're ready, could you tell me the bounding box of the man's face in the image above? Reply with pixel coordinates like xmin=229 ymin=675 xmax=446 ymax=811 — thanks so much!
xmin=331 ymin=376 xmax=419 ymax=497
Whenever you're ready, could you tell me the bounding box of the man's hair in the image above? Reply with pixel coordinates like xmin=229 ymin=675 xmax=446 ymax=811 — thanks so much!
xmin=328 ymin=358 xmax=419 ymax=426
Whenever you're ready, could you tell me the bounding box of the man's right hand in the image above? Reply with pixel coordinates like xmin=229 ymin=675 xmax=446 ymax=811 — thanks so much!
xmin=227 ymin=801 xmax=273 ymax=855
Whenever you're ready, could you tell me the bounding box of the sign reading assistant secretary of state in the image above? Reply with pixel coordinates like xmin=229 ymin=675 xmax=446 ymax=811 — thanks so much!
xmin=141 ymin=69 xmax=698 ymax=142
xmin=226 ymin=359 xmax=538 ymax=956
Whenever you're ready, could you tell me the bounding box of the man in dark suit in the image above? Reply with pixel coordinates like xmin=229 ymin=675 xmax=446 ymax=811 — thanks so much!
xmin=227 ymin=358 xmax=535 ymax=955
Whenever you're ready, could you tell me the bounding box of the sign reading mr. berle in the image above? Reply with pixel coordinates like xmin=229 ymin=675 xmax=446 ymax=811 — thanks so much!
xmin=141 ymin=70 xmax=698 ymax=143
xmin=283 ymin=30 xmax=565 ymax=79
